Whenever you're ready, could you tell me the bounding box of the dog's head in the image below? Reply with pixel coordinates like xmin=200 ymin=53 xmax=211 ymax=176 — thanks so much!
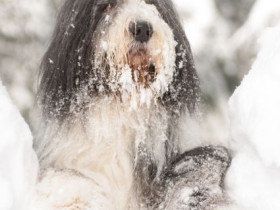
xmin=94 ymin=1 xmax=176 ymax=92
xmin=39 ymin=0 xmax=200 ymax=119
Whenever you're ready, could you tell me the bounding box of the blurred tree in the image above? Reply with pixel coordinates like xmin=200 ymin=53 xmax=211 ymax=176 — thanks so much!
xmin=215 ymin=0 xmax=256 ymax=30
xmin=0 ymin=0 xmax=57 ymax=128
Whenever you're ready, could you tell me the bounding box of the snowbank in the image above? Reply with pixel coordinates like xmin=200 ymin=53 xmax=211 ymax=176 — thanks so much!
xmin=0 ymin=80 xmax=38 ymax=210
xmin=226 ymin=25 xmax=280 ymax=209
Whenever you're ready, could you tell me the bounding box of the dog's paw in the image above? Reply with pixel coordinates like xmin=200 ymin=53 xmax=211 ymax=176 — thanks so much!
xmin=162 ymin=146 xmax=231 ymax=210
xmin=167 ymin=146 xmax=231 ymax=184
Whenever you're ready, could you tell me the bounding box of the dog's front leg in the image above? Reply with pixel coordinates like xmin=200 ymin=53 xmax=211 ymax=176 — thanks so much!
xmin=30 ymin=169 xmax=115 ymax=210
xmin=150 ymin=146 xmax=231 ymax=210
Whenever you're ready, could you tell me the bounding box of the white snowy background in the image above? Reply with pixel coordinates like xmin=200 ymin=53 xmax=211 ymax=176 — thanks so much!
xmin=0 ymin=81 xmax=38 ymax=210
xmin=1 ymin=0 xmax=280 ymax=209
xmin=225 ymin=25 xmax=280 ymax=210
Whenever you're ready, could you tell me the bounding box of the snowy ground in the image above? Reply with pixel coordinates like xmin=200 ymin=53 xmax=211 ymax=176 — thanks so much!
xmin=225 ymin=25 xmax=280 ymax=210
xmin=0 ymin=80 xmax=38 ymax=210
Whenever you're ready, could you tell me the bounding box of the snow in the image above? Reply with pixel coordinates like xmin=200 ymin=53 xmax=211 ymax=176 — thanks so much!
xmin=0 ymin=80 xmax=38 ymax=210
xmin=225 ymin=25 xmax=280 ymax=210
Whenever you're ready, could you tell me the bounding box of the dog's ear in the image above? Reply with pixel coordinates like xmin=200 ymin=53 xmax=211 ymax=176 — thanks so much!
xmin=38 ymin=0 xmax=109 ymax=119
xmin=152 ymin=0 xmax=200 ymax=117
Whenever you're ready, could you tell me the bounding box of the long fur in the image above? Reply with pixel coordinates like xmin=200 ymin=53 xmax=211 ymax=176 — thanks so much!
xmin=34 ymin=0 xmax=201 ymax=209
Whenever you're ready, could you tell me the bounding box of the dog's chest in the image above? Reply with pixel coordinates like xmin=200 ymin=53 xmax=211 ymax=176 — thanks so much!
xmin=38 ymin=99 xmax=170 ymax=209
xmin=64 ymin=101 xmax=168 ymax=181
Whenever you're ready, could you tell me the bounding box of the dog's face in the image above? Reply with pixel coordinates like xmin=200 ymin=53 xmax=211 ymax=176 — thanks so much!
xmin=39 ymin=0 xmax=200 ymax=119
xmin=93 ymin=0 xmax=176 ymax=100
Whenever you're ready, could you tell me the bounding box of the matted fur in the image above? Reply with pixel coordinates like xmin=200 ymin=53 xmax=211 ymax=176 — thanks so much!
xmin=34 ymin=0 xmax=201 ymax=209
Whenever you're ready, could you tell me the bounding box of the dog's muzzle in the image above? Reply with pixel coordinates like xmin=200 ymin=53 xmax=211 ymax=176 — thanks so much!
xmin=127 ymin=21 xmax=156 ymax=87
xmin=128 ymin=48 xmax=156 ymax=87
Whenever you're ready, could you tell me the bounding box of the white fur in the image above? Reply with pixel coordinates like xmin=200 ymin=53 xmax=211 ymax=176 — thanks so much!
xmin=35 ymin=98 xmax=169 ymax=209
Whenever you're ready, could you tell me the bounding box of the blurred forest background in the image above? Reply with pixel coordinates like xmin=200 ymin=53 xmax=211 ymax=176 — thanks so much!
xmin=0 ymin=0 xmax=280 ymax=143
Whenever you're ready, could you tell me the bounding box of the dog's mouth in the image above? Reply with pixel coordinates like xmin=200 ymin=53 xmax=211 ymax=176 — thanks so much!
xmin=128 ymin=48 xmax=157 ymax=87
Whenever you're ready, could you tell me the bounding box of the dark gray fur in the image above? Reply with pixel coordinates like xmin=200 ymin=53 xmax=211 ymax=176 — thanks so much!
xmin=141 ymin=146 xmax=232 ymax=209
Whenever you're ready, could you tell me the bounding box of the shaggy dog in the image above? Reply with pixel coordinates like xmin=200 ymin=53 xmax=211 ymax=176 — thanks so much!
xmin=32 ymin=0 xmax=231 ymax=209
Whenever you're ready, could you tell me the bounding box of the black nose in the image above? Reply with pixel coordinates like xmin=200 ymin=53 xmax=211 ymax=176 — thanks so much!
xmin=129 ymin=21 xmax=153 ymax=43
